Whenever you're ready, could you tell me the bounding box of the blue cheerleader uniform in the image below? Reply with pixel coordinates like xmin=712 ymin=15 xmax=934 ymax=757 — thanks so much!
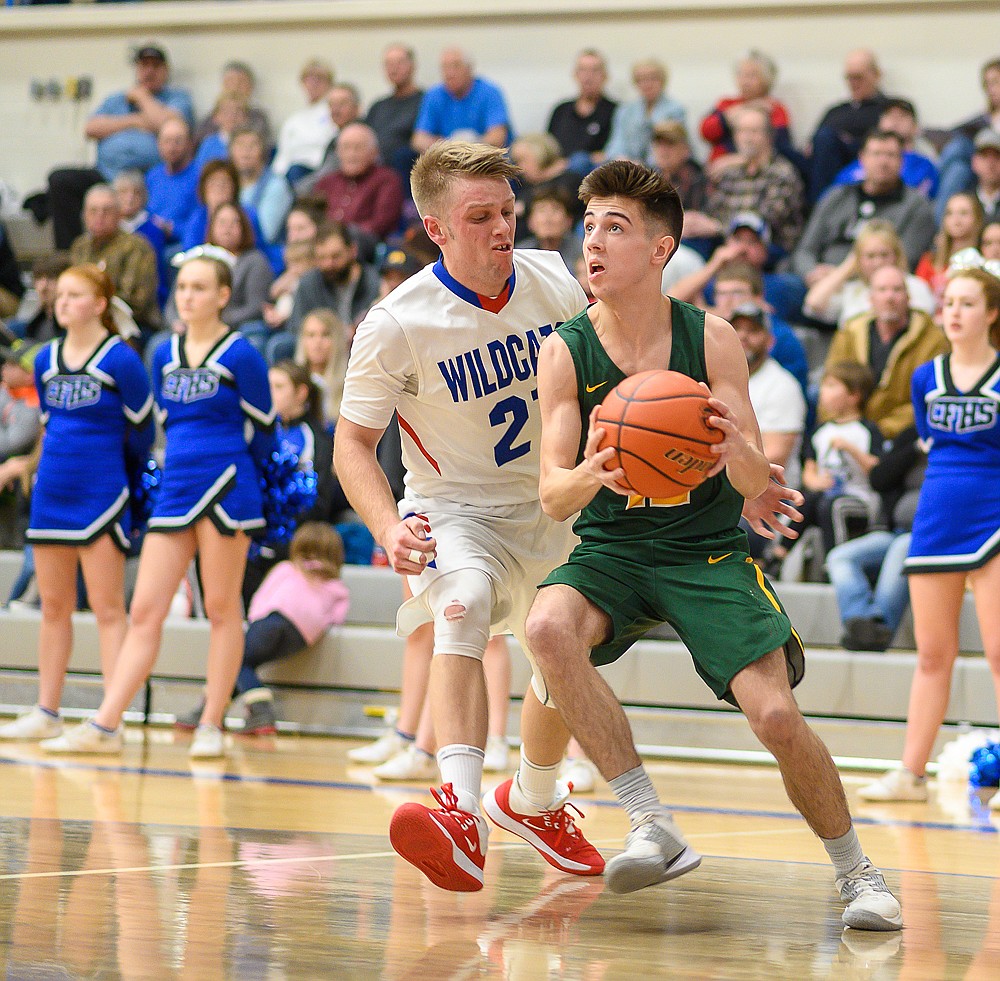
xmin=28 ymin=334 xmax=154 ymax=553
xmin=149 ymin=331 xmax=276 ymax=535
xmin=905 ymin=353 xmax=1000 ymax=574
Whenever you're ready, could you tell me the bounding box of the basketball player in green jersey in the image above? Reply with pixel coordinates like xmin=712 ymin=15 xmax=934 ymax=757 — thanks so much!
xmin=526 ymin=160 xmax=902 ymax=931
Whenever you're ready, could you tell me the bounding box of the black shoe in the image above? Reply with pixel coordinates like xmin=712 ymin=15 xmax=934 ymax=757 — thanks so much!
xmin=174 ymin=699 xmax=205 ymax=731
xmin=242 ymin=690 xmax=277 ymax=735
xmin=842 ymin=617 xmax=893 ymax=652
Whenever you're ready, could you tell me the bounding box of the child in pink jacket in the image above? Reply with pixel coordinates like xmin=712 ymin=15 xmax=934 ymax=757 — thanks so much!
xmin=178 ymin=521 xmax=349 ymax=734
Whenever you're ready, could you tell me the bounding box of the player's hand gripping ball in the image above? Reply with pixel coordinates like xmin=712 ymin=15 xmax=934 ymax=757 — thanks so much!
xmin=596 ymin=369 xmax=723 ymax=498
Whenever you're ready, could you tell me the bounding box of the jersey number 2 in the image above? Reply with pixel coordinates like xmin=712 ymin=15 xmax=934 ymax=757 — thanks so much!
xmin=490 ymin=394 xmax=531 ymax=467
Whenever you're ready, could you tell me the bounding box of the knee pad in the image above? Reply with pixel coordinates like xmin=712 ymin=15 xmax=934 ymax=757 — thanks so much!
xmin=426 ymin=569 xmax=493 ymax=660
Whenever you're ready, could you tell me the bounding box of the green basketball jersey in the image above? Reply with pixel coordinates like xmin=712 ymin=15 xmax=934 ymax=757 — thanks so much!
xmin=555 ymin=299 xmax=745 ymax=546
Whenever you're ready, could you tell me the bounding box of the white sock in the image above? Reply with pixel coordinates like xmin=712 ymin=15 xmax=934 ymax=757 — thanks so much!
xmin=510 ymin=748 xmax=560 ymax=814
xmin=823 ymin=825 xmax=866 ymax=878
xmin=437 ymin=744 xmax=485 ymax=814
xmin=609 ymin=765 xmax=668 ymax=828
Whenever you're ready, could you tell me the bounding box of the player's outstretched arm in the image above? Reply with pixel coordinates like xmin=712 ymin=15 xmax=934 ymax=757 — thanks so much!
xmin=537 ymin=334 xmax=627 ymax=521
xmin=333 ymin=419 xmax=436 ymax=575
xmin=703 ymin=314 xmax=771 ymax=500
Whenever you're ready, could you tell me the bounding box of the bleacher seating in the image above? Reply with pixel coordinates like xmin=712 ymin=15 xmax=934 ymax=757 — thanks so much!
xmin=0 ymin=550 xmax=990 ymax=761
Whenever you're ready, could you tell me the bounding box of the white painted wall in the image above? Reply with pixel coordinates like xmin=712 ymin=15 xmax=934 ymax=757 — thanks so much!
xmin=0 ymin=0 xmax=997 ymax=194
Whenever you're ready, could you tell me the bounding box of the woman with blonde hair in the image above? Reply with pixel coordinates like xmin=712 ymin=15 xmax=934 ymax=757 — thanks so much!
xmin=804 ymin=219 xmax=936 ymax=327
xmin=294 ymin=307 xmax=348 ymax=426
xmin=915 ymin=192 xmax=985 ymax=311
xmin=0 ymin=264 xmax=153 ymax=741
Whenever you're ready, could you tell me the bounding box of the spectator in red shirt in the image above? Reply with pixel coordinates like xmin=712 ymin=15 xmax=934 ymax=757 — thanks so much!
xmin=700 ymin=50 xmax=793 ymax=164
xmin=313 ymin=123 xmax=404 ymax=261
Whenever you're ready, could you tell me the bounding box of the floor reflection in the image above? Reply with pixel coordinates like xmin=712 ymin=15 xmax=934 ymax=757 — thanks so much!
xmin=0 ymin=755 xmax=998 ymax=979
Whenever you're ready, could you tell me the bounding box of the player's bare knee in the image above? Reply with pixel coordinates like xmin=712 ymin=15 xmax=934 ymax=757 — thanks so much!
xmin=746 ymin=698 xmax=801 ymax=752
xmin=524 ymin=607 xmax=576 ymax=669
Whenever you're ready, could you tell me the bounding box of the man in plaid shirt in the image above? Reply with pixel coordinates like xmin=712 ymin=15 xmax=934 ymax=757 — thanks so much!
xmin=706 ymin=105 xmax=804 ymax=255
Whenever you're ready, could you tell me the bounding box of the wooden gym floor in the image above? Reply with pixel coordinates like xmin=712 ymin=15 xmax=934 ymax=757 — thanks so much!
xmin=0 ymin=728 xmax=997 ymax=980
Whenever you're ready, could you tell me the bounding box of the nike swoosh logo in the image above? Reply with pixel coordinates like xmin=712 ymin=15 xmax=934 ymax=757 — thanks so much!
xmin=707 ymin=553 xmax=733 ymax=564
xmin=586 ymin=381 xmax=608 ymax=393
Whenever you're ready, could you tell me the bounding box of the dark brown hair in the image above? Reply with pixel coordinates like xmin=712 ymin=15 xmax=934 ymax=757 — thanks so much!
xmin=208 ymin=201 xmax=255 ymax=254
xmin=197 ymin=159 xmax=240 ymax=205
xmin=825 ymin=359 xmax=876 ymax=405
xmin=271 ymin=358 xmax=322 ymax=425
xmin=579 ymin=160 xmax=683 ymax=244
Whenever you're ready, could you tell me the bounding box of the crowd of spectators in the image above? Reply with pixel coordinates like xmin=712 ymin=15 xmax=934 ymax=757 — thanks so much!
xmin=2 ymin=39 xmax=1000 ymax=657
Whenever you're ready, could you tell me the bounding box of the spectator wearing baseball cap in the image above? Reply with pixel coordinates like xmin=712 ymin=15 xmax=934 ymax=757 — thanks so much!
xmin=934 ymin=59 xmax=1000 ymax=223
xmin=972 ymin=128 xmax=1000 ymax=224
xmin=729 ymin=211 xmax=771 ymax=243
xmin=378 ymin=248 xmax=423 ymax=299
xmin=0 ymin=339 xmax=42 ymax=453
xmin=650 ymin=121 xmax=707 ymax=214
xmin=731 ymin=299 xmax=806 ymax=508
xmin=669 ymin=210 xmax=808 ymax=326
xmin=46 ymin=43 xmax=194 ymax=250
xmin=133 ymin=45 xmax=167 ymax=64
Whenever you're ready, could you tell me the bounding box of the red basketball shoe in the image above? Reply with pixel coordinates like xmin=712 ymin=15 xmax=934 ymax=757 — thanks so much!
xmin=483 ymin=778 xmax=605 ymax=875
xmin=389 ymin=783 xmax=489 ymax=892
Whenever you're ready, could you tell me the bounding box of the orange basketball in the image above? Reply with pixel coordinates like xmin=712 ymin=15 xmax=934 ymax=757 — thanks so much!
xmin=596 ymin=369 xmax=722 ymax=498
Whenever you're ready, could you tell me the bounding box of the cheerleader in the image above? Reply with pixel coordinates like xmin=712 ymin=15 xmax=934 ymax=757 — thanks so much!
xmin=0 ymin=264 xmax=153 ymax=741
xmin=42 ymin=248 xmax=276 ymax=759
xmin=861 ymin=260 xmax=1000 ymax=804
xmin=174 ymin=359 xmax=335 ymax=729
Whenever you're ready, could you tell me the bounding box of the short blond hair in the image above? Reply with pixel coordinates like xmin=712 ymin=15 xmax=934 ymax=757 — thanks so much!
xmin=410 ymin=140 xmax=521 ymax=219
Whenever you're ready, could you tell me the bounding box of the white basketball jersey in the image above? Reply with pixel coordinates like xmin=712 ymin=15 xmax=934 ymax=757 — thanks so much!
xmin=342 ymin=249 xmax=588 ymax=506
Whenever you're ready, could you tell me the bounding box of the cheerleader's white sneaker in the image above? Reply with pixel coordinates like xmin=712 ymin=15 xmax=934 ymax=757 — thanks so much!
xmin=0 ymin=706 xmax=63 ymax=741
xmin=858 ymin=768 xmax=928 ymax=802
xmin=190 ymin=724 xmax=225 ymax=759
xmin=41 ymin=721 xmax=123 ymax=755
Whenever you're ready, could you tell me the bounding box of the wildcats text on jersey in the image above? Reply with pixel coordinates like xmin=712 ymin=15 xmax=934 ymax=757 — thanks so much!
xmin=437 ymin=324 xmax=557 ymax=404
xmin=45 ymin=376 xmax=102 ymax=411
xmin=162 ymin=368 xmax=222 ymax=404
xmin=928 ymin=396 xmax=998 ymax=434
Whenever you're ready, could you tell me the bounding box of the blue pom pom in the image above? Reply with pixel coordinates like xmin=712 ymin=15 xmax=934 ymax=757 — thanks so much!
xmin=256 ymin=446 xmax=318 ymax=548
xmin=970 ymin=743 xmax=1000 ymax=788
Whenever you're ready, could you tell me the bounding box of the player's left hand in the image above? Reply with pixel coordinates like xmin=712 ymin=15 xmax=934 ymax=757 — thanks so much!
xmin=742 ymin=464 xmax=804 ymax=540
xmin=701 ymin=389 xmax=750 ymax=478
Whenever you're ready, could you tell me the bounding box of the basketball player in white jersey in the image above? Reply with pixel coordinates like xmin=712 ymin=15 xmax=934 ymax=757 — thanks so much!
xmin=335 ymin=141 xmax=605 ymax=891
xmin=335 ymin=140 xmax=801 ymax=893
